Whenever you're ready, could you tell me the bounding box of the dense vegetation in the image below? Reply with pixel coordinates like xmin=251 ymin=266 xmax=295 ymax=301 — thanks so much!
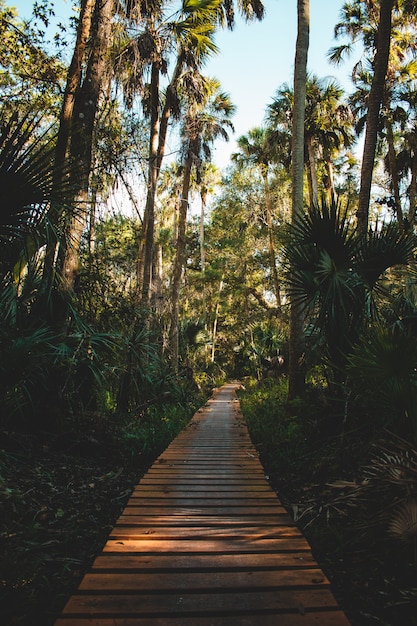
xmin=1 ymin=0 xmax=417 ymax=624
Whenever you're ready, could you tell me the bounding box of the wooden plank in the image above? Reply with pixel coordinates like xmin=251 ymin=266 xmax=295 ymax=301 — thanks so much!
xmin=60 ymin=588 xmax=342 ymax=614
xmin=54 ymin=383 xmax=351 ymax=626
xmin=109 ymin=526 xmax=303 ymax=539
xmin=102 ymin=537 xmax=313 ymax=553
xmin=78 ymin=569 xmax=329 ymax=591
xmin=90 ymin=552 xmax=316 ymax=570
xmin=55 ymin=614 xmax=351 ymax=626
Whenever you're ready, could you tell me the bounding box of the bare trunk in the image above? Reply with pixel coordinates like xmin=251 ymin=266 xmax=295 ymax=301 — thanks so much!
xmin=55 ymin=0 xmax=95 ymax=171
xmin=169 ymin=153 xmax=192 ymax=371
xmin=211 ymin=277 xmax=224 ymax=363
xmin=288 ymin=0 xmax=309 ymax=401
xmin=200 ymin=188 xmax=207 ymax=323
xmin=357 ymin=0 xmax=394 ymax=235
xmin=262 ymin=169 xmax=281 ymax=308
xmin=385 ymin=117 xmax=403 ymax=227
xmin=409 ymin=151 xmax=417 ymax=227
xmin=306 ymin=135 xmax=318 ymax=206
xmin=156 ymin=53 xmax=185 ymax=173
xmin=325 ymin=158 xmax=336 ymax=204
xmin=61 ymin=0 xmax=114 ymax=291
xmin=139 ymin=62 xmax=160 ymax=303
xmin=42 ymin=0 xmax=95 ymax=293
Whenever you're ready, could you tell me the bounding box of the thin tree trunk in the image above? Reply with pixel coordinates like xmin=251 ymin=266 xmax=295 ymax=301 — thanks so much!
xmin=200 ymin=188 xmax=207 ymax=323
xmin=138 ymin=62 xmax=160 ymax=303
xmin=385 ymin=117 xmax=403 ymax=227
xmin=357 ymin=0 xmax=394 ymax=235
xmin=409 ymin=151 xmax=417 ymax=227
xmin=306 ymin=135 xmax=318 ymax=206
xmin=211 ymin=276 xmax=224 ymax=363
xmin=288 ymin=0 xmax=309 ymax=401
xmin=262 ymin=169 xmax=281 ymax=308
xmin=169 ymin=153 xmax=192 ymax=371
xmin=156 ymin=53 xmax=185 ymax=173
xmin=325 ymin=157 xmax=336 ymax=204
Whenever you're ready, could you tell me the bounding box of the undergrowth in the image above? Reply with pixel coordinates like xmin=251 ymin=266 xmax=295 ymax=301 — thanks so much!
xmin=239 ymin=377 xmax=417 ymax=626
xmin=0 ymin=391 xmax=205 ymax=626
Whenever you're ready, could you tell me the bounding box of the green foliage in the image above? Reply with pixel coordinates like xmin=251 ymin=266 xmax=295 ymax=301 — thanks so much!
xmin=0 ymin=0 xmax=65 ymax=109
xmin=0 ymin=106 xmax=76 ymax=279
xmin=282 ymin=199 xmax=417 ymax=393
xmin=348 ymin=324 xmax=417 ymax=442
xmin=239 ymin=378 xmax=310 ymax=478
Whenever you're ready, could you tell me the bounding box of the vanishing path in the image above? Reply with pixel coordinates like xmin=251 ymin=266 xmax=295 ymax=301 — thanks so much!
xmin=55 ymin=383 xmax=351 ymax=625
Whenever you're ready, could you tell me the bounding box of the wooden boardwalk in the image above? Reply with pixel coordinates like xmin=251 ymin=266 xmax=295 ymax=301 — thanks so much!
xmin=55 ymin=383 xmax=351 ymax=625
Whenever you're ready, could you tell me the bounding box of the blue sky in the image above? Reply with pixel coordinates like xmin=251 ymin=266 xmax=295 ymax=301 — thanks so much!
xmin=12 ymin=0 xmax=354 ymax=168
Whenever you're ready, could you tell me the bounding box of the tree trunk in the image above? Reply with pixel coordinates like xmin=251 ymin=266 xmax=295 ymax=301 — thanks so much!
xmin=169 ymin=152 xmax=192 ymax=371
xmin=356 ymin=0 xmax=394 ymax=235
xmin=385 ymin=117 xmax=403 ymax=227
xmin=262 ymin=168 xmax=281 ymax=308
xmin=138 ymin=62 xmax=161 ymax=303
xmin=42 ymin=0 xmax=95 ymax=295
xmin=61 ymin=0 xmax=114 ymax=291
xmin=306 ymin=134 xmax=318 ymax=206
xmin=138 ymin=54 xmax=186 ymax=305
xmin=200 ymin=187 xmax=207 ymax=323
xmin=55 ymin=0 xmax=95 ymax=171
xmin=211 ymin=276 xmax=224 ymax=363
xmin=156 ymin=53 xmax=185 ymax=173
xmin=325 ymin=157 xmax=336 ymax=204
xmin=288 ymin=0 xmax=309 ymax=401
xmin=409 ymin=150 xmax=417 ymax=228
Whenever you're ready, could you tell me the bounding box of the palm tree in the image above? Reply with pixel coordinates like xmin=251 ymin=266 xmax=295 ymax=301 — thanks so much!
xmin=118 ymin=0 xmax=221 ymax=304
xmin=232 ymin=127 xmax=282 ymax=308
xmin=339 ymin=3 xmax=417 ymax=231
xmin=329 ymin=0 xmax=395 ymax=234
xmin=288 ymin=0 xmax=309 ymax=401
xmin=267 ymin=76 xmax=354 ymax=206
xmin=169 ymin=77 xmax=235 ymax=369
xmin=283 ymin=199 xmax=417 ymax=403
xmin=119 ymin=0 xmax=265 ymax=305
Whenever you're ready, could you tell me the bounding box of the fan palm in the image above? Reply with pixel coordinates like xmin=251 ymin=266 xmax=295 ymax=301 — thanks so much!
xmin=282 ymin=199 xmax=417 ymax=397
xmin=0 ymin=107 xmax=75 ymax=284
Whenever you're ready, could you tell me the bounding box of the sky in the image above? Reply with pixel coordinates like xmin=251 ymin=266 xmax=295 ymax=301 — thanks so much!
xmin=12 ymin=0 xmax=354 ymax=169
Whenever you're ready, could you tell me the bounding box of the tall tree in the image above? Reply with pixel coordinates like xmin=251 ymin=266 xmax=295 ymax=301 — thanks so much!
xmin=232 ymin=127 xmax=282 ymax=308
xmin=268 ymin=76 xmax=354 ymax=207
xmin=330 ymin=0 xmax=395 ymax=234
xmin=288 ymin=0 xmax=309 ymax=401
xmin=61 ymin=0 xmax=115 ymax=291
xmin=169 ymin=77 xmax=235 ymax=369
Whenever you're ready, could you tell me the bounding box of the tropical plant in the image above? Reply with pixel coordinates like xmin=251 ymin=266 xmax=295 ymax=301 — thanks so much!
xmin=232 ymin=127 xmax=282 ymax=308
xmin=169 ymin=76 xmax=235 ymax=369
xmin=330 ymin=0 xmax=396 ymax=234
xmin=348 ymin=323 xmax=417 ymax=442
xmin=282 ymin=199 xmax=417 ymax=405
xmin=0 ymin=106 xmax=76 ymax=288
xmin=288 ymin=0 xmax=309 ymax=400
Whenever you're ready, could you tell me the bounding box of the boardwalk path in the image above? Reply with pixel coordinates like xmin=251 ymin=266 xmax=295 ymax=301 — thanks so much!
xmin=55 ymin=383 xmax=351 ymax=625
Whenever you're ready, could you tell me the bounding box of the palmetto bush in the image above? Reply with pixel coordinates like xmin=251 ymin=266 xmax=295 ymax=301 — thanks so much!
xmin=297 ymin=433 xmax=417 ymax=558
xmin=282 ymin=200 xmax=417 ymax=398
xmin=0 ymin=107 xmax=76 ymax=282
xmin=348 ymin=323 xmax=417 ymax=443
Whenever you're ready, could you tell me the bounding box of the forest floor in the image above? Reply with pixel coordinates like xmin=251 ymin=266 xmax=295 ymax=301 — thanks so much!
xmin=1 ymin=412 xmax=416 ymax=625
